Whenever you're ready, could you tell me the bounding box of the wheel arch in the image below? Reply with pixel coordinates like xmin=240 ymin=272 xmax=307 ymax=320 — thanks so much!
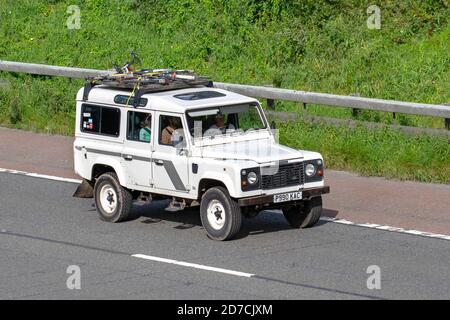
xmin=198 ymin=178 xmax=228 ymax=199
xmin=91 ymin=159 xmax=126 ymax=185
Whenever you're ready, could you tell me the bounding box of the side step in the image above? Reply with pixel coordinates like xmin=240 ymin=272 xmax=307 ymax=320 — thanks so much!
xmin=165 ymin=199 xmax=186 ymax=212
xmin=136 ymin=192 xmax=152 ymax=205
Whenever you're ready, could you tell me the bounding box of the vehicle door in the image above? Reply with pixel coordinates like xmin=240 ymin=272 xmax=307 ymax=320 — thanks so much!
xmin=121 ymin=110 xmax=154 ymax=187
xmin=152 ymin=112 xmax=190 ymax=194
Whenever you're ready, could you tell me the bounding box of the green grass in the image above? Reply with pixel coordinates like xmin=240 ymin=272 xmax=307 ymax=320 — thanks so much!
xmin=278 ymin=119 xmax=450 ymax=184
xmin=0 ymin=0 xmax=449 ymax=183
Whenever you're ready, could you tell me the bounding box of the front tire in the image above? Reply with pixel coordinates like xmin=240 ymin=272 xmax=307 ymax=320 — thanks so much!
xmin=94 ymin=172 xmax=132 ymax=223
xmin=200 ymin=187 xmax=242 ymax=241
xmin=283 ymin=196 xmax=322 ymax=228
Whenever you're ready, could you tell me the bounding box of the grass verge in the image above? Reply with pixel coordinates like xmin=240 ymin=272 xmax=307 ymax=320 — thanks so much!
xmin=278 ymin=119 xmax=450 ymax=184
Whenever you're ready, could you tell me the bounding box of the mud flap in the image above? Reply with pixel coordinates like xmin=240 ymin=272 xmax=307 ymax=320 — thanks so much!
xmin=73 ymin=179 xmax=94 ymax=198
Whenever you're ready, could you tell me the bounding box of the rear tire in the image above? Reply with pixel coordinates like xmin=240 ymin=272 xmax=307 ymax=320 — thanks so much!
xmin=283 ymin=196 xmax=322 ymax=228
xmin=94 ymin=172 xmax=132 ymax=223
xmin=200 ymin=187 xmax=242 ymax=241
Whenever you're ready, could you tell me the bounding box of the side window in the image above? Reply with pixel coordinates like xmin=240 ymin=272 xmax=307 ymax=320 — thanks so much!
xmin=127 ymin=111 xmax=152 ymax=143
xmin=101 ymin=107 xmax=121 ymax=136
xmin=81 ymin=105 xmax=120 ymax=137
xmin=159 ymin=115 xmax=184 ymax=147
xmin=114 ymin=95 xmax=148 ymax=107
xmin=81 ymin=105 xmax=100 ymax=134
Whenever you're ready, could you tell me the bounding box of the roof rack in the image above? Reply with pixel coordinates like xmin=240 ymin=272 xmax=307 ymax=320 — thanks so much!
xmin=83 ymin=69 xmax=213 ymax=107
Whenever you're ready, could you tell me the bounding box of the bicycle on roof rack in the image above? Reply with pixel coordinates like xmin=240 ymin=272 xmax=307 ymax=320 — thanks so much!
xmin=83 ymin=52 xmax=212 ymax=106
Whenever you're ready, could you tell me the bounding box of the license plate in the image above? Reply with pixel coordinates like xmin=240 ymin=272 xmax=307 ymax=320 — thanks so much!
xmin=273 ymin=191 xmax=302 ymax=203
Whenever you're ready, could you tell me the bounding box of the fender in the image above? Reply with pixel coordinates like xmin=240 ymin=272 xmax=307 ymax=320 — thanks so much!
xmin=91 ymin=156 xmax=127 ymax=186
xmin=197 ymin=171 xmax=238 ymax=198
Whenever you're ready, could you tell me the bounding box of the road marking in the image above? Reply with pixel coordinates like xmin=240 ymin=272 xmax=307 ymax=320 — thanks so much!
xmin=131 ymin=254 xmax=255 ymax=278
xmin=320 ymin=217 xmax=450 ymax=241
xmin=1 ymin=167 xmax=449 ymax=242
xmin=131 ymin=253 xmax=384 ymax=299
xmin=0 ymin=167 xmax=81 ymax=184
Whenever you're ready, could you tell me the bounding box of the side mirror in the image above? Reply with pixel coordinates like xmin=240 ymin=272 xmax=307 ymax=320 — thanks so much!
xmin=172 ymin=131 xmax=187 ymax=150
xmin=270 ymin=121 xmax=276 ymax=130
xmin=172 ymin=134 xmax=184 ymax=146
xmin=174 ymin=136 xmax=188 ymax=156
xmin=177 ymin=148 xmax=188 ymax=156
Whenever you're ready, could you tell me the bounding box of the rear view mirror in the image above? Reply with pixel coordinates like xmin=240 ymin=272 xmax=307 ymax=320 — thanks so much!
xmin=270 ymin=121 xmax=276 ymax=129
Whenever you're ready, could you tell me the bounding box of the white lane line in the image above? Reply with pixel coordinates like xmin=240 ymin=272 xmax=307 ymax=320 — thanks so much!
xmin=0 ymin=167 xmax=81 ymax=184
xmin=320 ymin=217 xmax=450 ymax=241
xmin=1 ymin=167 xmax=449 ymax=242
xmin=131 ymin=254 xmax=255 ymax=278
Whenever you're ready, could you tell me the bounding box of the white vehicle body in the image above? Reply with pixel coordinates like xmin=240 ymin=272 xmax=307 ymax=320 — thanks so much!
xmin=73 ymin=84 xmax=329 ymax=240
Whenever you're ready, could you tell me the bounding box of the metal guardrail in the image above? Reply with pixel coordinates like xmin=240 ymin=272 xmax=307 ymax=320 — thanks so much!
xmin=1 ymin=60 xmax=449 ymax=129
xmin=213 ymin=82 xmax=450 ymax=119
xmin=0 ymin=60 xmax=113 ymax=78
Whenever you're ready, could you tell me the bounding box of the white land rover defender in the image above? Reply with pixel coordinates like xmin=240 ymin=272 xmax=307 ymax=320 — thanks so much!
xmin=73 ymin=72 xmax=329 ymax=240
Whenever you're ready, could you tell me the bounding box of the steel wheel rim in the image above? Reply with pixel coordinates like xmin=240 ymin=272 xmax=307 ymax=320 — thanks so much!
xmin=207 ymin=199 xmax=226 ymax=230
xmin=99 ymin=184 xmax=117 ymax=215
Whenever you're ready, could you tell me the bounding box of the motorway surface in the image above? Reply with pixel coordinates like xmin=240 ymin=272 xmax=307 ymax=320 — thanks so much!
xmin=0 ymin=126 xmax=449 ymax=299
xmin=0 ymin=127 xmax=449 ymax=235
xmin=1 ymin=172 xmax=449 ymax=299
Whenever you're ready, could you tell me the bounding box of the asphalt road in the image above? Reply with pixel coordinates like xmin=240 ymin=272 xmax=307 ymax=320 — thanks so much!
xmin=1 ymin=172 xmax=449 ymax=300
xmin=2 ymin=126 xmax=449 ymax=236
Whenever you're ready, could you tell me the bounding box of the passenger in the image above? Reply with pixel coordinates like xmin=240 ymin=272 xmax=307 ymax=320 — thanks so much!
xmin=139 ymin=116 xmax=151 ymax=142
xmin=161 ymin=117 xmax=181 ymax=145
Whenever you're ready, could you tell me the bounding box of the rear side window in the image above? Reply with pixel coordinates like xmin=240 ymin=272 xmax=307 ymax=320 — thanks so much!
xmin=127 ymin=111 xmax=152 ymax=143
xmin=81 ymin=105 xmax=120 ymax=137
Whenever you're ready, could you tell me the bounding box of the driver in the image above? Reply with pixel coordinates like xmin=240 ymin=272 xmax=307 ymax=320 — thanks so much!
xmin=206 ymin=114 xmax=235 ymax=135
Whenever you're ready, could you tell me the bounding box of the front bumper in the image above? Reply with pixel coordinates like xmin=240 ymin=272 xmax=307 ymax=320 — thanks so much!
xmin=237 ymin=186 xmax=330 ymax=207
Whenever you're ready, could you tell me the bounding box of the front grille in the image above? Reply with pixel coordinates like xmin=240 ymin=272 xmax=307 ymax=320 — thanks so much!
xmin=261 ymin=162 xmax=305 ymax=190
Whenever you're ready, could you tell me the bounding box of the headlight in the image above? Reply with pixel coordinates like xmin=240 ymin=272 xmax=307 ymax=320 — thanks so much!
xmin=304 ymin=159 xmax=324 ymax=183
xmin=247 ymin=171 xmax=258 ymax=184
xmin=305 ymin=163 xmax=316 ymax=177
xmin=241 ymin=168 xmax=261 ymax=191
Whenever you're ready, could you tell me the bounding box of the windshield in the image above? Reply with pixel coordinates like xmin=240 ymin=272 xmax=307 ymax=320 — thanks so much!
xmin=186 ymin=104 xmax=267 ymax=138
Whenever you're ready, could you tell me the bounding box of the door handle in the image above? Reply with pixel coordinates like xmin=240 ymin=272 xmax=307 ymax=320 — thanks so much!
xmin=123 ymin=154 xmax=133 ymax=161
xmin=155 ymin=160 xmax=164 ymax=166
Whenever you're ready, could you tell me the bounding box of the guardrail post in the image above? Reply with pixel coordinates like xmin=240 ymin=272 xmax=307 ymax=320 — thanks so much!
xmin=350 ymin=93 xmax=361 ymax=118
xmin=264 ymin=84 xmax=275 ymax=110
xmin=444 ymin=103 xmax=450 ymax=130
xmin=352 ymin=108 xmax=361 ymax=118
